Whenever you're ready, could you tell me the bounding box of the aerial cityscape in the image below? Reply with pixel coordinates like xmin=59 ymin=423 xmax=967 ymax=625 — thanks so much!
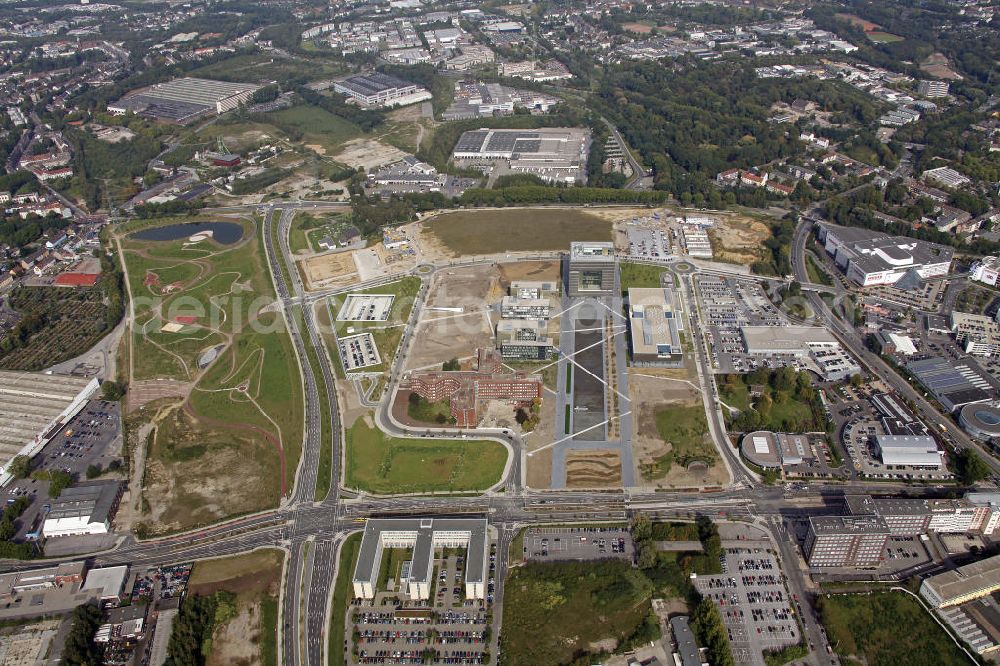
xmin=0 ymin=0 xmax=998 ymax=664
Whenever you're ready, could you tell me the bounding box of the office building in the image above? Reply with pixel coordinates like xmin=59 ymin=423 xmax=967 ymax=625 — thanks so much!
xmin=509 ymin=280 xmax=559 ymax=299
xmin=627 ymin=287 xmax=683 ymax=365
xmin=566 ymin=241 xmax=616 ymax=297
xmin=353 ymin=518 xmax=488 ymax=601
xmin=333 ymin=72 xmax=432 ymax=108
xmin=43 ymin=480 xmax=124 ymax=538
xmin=846 ymin=495 xmax=931 ymax=536
xmin=408 ymin=348 xmax=542 ymax=427
xmin=804 ymin=515 xmax=890 ymax=567
xmin=500 ymin=296 xmax=551 ymax=320
xmin=918 ymin=80 xmax=950 ymax=97
xmin=108 ymin=78 xmax=263 ymax=124
xmin=451 ymin=127 xmax=590 ymax=183
xmin=496 ymin=319 xmax=553 ymax=360
xmin=928 ymin=499 xmax=992 ymax=534
xmin=921 ymin=554 xmax=1000 ymax=608
xmin=951 ymin=311 xmax=1000 ymax=357
xmin=816 ymin=222 xmax=952 ymax=287
xmin=970 ymin=257 xmax=1000 ymax=287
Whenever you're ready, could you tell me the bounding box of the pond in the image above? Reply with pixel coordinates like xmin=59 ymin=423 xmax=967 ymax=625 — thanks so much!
xmin=131 ymin=221 xmax=244 ymax=245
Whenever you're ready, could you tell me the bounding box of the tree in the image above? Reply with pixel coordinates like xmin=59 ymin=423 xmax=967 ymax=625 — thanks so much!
xmin=100 ymin=380 xmax=125 ymax=402
xmin=957 ymin=449 xmax=990 ymax=485
xmin=61 ymin=603 xmax=103 ymax=665
xmin=48 ymin=470 xmax=73 ymax=498
xmin=442 ymin=358 xmax=460 ymax=371
xmin=86 ymin=464 xmax=102 ymax=479
xmin=7 ymin=455 xmax=29 ymax=479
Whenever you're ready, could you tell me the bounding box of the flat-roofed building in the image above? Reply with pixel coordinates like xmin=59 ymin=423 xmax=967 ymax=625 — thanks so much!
xmin=921 ymin=554 xmax=1000 ymax=608
xmin=43 ymin=480 xmax=124 ymax=538
xmin=952 ymin=311 xmax=1000 ymax=357
xmin=739 ymin=326 xmax=860 ymax=381
xmin=567 ymin=241 xmax=616 ymax=297
xmin=0 ymin=372 xmax=99 ymax=482
xmin=928 ymin=499 xmax=992 ymax=534
xmin=627 ymin=287 xmax=683 ymax=366
xmin=740 ymin=431 xmax=809 ymax=470
xmin=669 ymin=616 xmax=702 ymax=666
xmin=500 ymin=296 xmax=551 ymax=320
xmin=816 ymin=222 xmax=952 ymax=287
xmin=970 ymin=257 xmax=1000 ymax=287
xmin=333 ymin=72 xmax=432 ymax=108
xmin=108 ymin=78 xmax=263 ymax=124
xmin=907 ymin=356 xmax=994 ymax=413
xmin=804 ymin=515 xmax=890 ymax=567
xmin=353 ymin=518 xmax=488 ymax=601
xmin=81 ymin=565 xmax=128 ymax=602
xmin=496 ymin=319 xmax=553 ymax=360
xmin=452 ymin=127 xmax=590 ymax=184
xmin=874 ymin=434 xmax=943 ymax=469
xmin=509 ymin=280 xmax=559 ymax=299
xmin=922 ymin=166 xmax=971 ymax=189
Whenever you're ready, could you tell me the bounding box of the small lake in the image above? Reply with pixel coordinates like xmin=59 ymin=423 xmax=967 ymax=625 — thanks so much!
xmin=131 ymin=221 xmax=244 ymax=245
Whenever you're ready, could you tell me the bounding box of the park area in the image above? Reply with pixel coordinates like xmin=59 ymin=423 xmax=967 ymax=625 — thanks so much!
xmin=422 ymin=208 xmax=612 ymax=257
xmin=343 ymin=414 xmax=507 ymax=494
xmin=118 ymin=216 xmax=304 ymax=533
xmin=720 ymin=370 xmax=826 ymax=433
xmin=817 ymin=591 xmax=970 ymax=666
xmin=174 ymin=549 xmax=283 ymax=666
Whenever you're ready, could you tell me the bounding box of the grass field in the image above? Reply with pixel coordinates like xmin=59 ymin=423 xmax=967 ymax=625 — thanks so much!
xmin=501 ymin=560 xmax=657 ymax=665
xmin=407 ymin=396 xmax=455 ymax=425
xmin=188 ymin=52 xmax=346 ymax=84
xmin=187 ymin=549 xmax=284 ymax=666
xmin=343 ymin=416 xmax=507 ymax=494
xmin=641 ymin=403 xmax=717 ymax=479
xmin=818 ymin=592 xmax=971 ymax=666
xmin=121 ymin=216 xmax=304 ymax=530
xmin=330 ymin=533 xmax=362 ymax=666
xmin=265 ymin=105 xmax=362 ymax=154
xmin=868 ymin=31 xmax=904 ymax=43
xmin=327 ymin=277 xmax=421 ymax=374
xmin=426 ymin=209 xmax=612 ymax=256
xmin=719 ymin=375 xmax=821 ymax=433
xmin=805 ymin=254 xmax=834 ymax=286
xmin=619 ymin=262 xmax=669 ymax=293
xmin=504 ymin=360 xmax=558 ymax=392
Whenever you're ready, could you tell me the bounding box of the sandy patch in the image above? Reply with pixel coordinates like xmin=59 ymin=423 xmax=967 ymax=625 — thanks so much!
xmin=709 ymin=215 xmax=770 ymax=265
xmin=622 ymin=22 xmax=654 ymax=34
xmin=334 ymin=138 xmax=408 ymax=171
xmin=497 ymin=260 xmax=561 ymax=289
xmin=566 ymin=449 xmax=622 ymax=488
xmin=301 ymin=250 xmax=359 ymax=287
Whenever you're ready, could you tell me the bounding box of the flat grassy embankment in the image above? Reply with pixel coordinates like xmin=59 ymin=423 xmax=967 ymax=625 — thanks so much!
xmin=329 ymin=533 xmax=362 ymax=666
xmin=187 ymin=549 xmax=284 ymax=666
xmin=327 ymin=277 xmax=421 ymax=374
xmin=818 ymin=592 xmax=971 ymax=666
xmin=426 ymin=209 xmax=612 ymax=256
xmin=619 ymin=262 xmax=669 ymax=293
xmin=344 ymin=416 xmax=507 ymax=494
xmin=641 ymin=403 xmax=717 ymax=479
xmin=265 ymin=105 xmax=362 ymax=154
xmin=501 ymin=560 xmax=657 ymax=666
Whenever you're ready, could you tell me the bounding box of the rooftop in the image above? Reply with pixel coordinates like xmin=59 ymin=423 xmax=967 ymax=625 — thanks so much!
xmin=923 ymin=554 xmax=1000 ymax=605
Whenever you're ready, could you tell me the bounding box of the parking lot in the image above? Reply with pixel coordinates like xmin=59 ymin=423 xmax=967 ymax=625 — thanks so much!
xmin=521 ymin=526 xmax=634 ymax=563
xmin=347 ymin=546 xmax=495 ymax=665
xmin=694 ymin=549 xmax=800 ymax=666
xmin=695 ymin=276 xmax=790 ymax=373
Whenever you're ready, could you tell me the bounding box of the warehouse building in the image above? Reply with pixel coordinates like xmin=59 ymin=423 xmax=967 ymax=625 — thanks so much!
xmin=81 ymin=566 xmax=129 ymax=603
xmin=333 ymin=72 xmax=432 ymax=108
xmin=42 ymin=480 xmax=125 ymax=538
xmin=907 ymin=356 xmax=994 ymax=413
xmin=566 ymin=241 xmax=616 ymax=297
xmin=627 ymin=288 xmax=683 ymax=366
xmin=353 ymin=518 xmax=488 ymax=601
xmin=816 ymin=222 xmax=952 ymax=287
xmin=804 ymin=515 xmax=890 ymax=568
xmin=108 ymin=78 xmax=264 ymax=124
xmin=0 ymin=372 xmax=99 ymax=483
xmin=740 ymin=431 xmax=809 ymax=470
xmin=874 ymin=434 xmax=943 ymax=469
xmin=451 ymin=127 xmax=590 ymax=183
xmin=921 ymin=554 xmax=1000 ymax=608
xmin=496 ymin=319 xmax=553 ymax=360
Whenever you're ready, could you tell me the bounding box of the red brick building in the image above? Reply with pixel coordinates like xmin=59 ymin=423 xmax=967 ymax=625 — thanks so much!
xmin=408 ymin=349 xmax=542 ymax=427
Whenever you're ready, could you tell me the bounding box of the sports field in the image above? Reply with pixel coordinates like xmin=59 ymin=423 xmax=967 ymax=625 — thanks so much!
xmin=343 ymin=415 xmax=507 ymax=494
xmin=425 ymin=208 xmax=612 ymax=256
xmin=118 ymin=216 xmax=304 ymax=532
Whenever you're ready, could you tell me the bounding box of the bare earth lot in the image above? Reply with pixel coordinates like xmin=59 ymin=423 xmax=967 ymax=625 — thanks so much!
xmin=709 ymin=215 xmax=771 ymax=265
xmin=565 ymin=449 xmax=622 ymax=488
xmin=333 ymin=137 xmax=408 ymax=170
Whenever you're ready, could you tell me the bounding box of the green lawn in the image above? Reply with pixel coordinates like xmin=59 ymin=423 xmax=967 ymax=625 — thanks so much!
xmin=805 ymin=254 xmax=834 ymax=286
xmin=330 ymin=533 xmax=362 ymax=666
xmin=619 ymin=262 xmax=669 ymax=293
xmin=291 ymin=305 xmax=334 ymax=501
xmin=407 ymin=396 xmax=455 ymax=425
xmin=265 ymin=105 xmax=362 ymax=153
xmin=344 ymin=417 xmax=507 ymax=494
xmin=868 ymin=31 xmax=904 ymax=43
xmin=501 ymin=560 xmax=658 ymax=666
xmin=640 ymin=403 xmax=717 ymax=480
xmin=818 ymin=592 xmax=971 ymax=666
